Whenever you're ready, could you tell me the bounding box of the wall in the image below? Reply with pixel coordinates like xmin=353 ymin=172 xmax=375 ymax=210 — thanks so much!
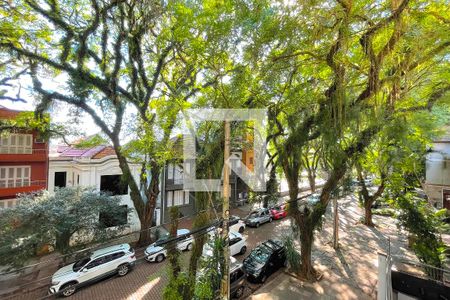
xmin=49 ymin=156 xmax=143 ymax=239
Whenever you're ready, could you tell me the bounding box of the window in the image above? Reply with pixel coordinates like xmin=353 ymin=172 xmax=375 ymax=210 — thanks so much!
xmin=100 ymin=175 xmax=128 ymax=195
xmin=85 ymin=257 xmax=105 ymax=269
xmin=167 ymin=191 xmax=173 ymax=207
xmin=229 ymin=237 xmax=241 ymax=246
xmin=0 ymin=134 xmax=32 ymax=154
xmin=184 ymin=191 xmax=190 ymax=205
xmin=54 ymin=172 xmax=67 ymax=189
xmin=111 ymin=252 xmax=125 ymax=260
xmin=174 ymin=190 xmax=184 ymax=206
xmin=99 ymin=205 xmax=128 ymax=228
xmin=167 ymin=191 xmax=190 ymax=207
xmin=167 ymin=164 xmax=174 ymax=180
xmin=174 ymin=165 xmax=183 ymax=184
xmin=0 ymin=166 xmax=31 ymax=188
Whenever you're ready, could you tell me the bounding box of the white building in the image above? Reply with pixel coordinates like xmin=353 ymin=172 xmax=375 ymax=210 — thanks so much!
xmin=49 ymin=145 xmax=161 ymax=241
xmin=424 ymin=128 xmax=450 ymax=210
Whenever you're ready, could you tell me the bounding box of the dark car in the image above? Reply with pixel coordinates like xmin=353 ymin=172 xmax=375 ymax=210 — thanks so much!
xmin=243 ymin=239 xmax=286 ymax=283
xmin=230 ymin=257 xmax=246 ymax=298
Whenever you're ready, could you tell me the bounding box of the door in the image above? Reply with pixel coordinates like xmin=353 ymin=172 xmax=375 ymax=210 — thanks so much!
xmin=229 ymin=237 xmax=242 ymax=256
xmin=262 ymin=210 xmax=270 ymax=223
xmin=54 ymin=172 xmax=67 ymax=189
xmin=79 ymin=257 xmax=107 ymax=283
xmin=104 ymin=252 xmax=125 ymax=273
xmin=443 ymin=189 xmax=450 ymax=210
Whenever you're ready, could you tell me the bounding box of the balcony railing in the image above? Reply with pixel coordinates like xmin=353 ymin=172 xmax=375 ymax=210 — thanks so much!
xmin=0 ymin=148 xmax=47 ymax=155
xmin=0 ymin=180 xmax=47 ymax=189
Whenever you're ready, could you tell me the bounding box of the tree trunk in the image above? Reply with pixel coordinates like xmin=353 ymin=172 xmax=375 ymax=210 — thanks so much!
xmin=364 ymin=200 xmax=374 ymax=226
xmin=55 ymin=230 xmax=71 ymax=255
xmin=307 ymin=170 xmax=316 ymax=193
xmin=299 ymin=220 xmax=317 ymax=281
xmin=112 ymin=137 xmax=161 ymax=246
xmin=168 ymin=207 xmax=181 ymax=277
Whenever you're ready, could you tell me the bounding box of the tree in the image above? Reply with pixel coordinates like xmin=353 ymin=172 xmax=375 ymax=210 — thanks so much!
xmin=0 ymin=0 xmax=232 ymax=245
xmin=301 ymin=140 xmax=323 ymax=193
xmin=0 ymin=187 xmax=130 ymax=269
xmin=234 ymin=0 xmax=450 ymax=280
xmin=395 ymin=192 xmax=447 ymax=278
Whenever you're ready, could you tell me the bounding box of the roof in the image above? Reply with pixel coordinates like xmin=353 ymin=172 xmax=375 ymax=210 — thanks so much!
xmin=91 ymin=243 xmax=130 ymax=258
xmin=0 ymin=106 xmax=23 ymax=119
xmin=51 ymin=145 xmax=117 ymax=160
xmin=230 ymin=256 xmax=243 ymax=273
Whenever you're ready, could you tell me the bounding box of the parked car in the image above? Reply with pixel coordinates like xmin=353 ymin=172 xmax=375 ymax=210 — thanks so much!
xmin=245 ymin=208 xmax=272 ymax=227
xmin=243 ymin=239 xmax=286 ymax=283
xmin=49 ymin=244 xmax=135 ymax=297
xmin=203 ymin=231 xmax=247 ymax=257
xmin=145 ymin=228 xmax=193 ymax=263
xmin=230 ymin=257 xmax=246 ymax=299
xmin=229 ymin=215 xmax=246 ymax=233
xmin=270 ymin=204 xmax=287 ymax=220
xmin=307 ymin=193 xmax=321 ymax=206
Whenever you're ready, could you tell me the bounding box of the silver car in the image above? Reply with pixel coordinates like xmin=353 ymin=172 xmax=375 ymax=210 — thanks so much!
xmin=245 ymin=208 xmax=272 ymax=228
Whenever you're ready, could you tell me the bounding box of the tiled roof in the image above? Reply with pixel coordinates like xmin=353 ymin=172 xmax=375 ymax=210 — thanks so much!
xmin=54 ymin=145 xmax=115 ymax=159
xmin=92 ymin=146 xmax=116 ymax=159
xmin=0 ymin=106 xmax=25 ymax=119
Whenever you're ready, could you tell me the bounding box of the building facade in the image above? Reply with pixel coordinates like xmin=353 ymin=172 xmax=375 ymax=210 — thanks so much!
xmin=48 ymin=145 xmax=161 ymax=236
xmin=160 ymin=151 xmax=254 ymax=223
xmin=424 ymin=128 xmax=450 ymax=210
xmin=0 ymin=106 xmax=48 ymax=209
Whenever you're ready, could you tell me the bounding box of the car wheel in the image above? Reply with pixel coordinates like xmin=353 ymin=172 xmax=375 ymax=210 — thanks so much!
xmin=117 ymin=263 xmax=130 ymax=276
xmin=260 ymin=274 xmax=267 ymax=283
xmin=240 ymin=246 xmax=247 ymax=255
xmin=156 ymin=254 xmax=165 ymax=263
xmin=61 ymin=282 xmax=77 ymax=297
xmin=234 ymin=286 xmax=244 ymax=298
xmin=186 ymin=243 xmax=193 ymax=251
xmin=269 ymin=218 xmax=273 ymax=223
xmin=256 ymin=222 xmax=260 ymax=228
xmin=238 ymin=226 xmax=244 ymax=233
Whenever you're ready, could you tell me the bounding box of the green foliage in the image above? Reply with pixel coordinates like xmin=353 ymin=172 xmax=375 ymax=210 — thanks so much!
xmin=74 ymin=134 xmax=109 ymax=149
xmin=0 ymin=187 xmax=130 ymax=269
xmin=395 ymin=193 xmax=446 ymax=269
xmin=0 ymin=111 xmax=50 ymax=136
xmin=193 ymin=233 xmax=226 ymax=300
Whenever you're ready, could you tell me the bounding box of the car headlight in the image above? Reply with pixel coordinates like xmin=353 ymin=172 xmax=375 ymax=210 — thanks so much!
xmin=51 ymin=281 xmax=60 ymax=286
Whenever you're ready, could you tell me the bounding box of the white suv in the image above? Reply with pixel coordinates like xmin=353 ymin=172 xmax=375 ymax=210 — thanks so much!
xmin=203 ymin=231 xmax=247 ymax=257
xmin=229 ymin=215 xmax=246 ymax=233
xmin=49 ymin=244 xmax=135 ymax=297
xmin=145 ymin=228 xmax=193 ymax=263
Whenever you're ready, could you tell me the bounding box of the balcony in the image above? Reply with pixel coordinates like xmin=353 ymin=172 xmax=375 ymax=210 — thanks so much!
xmin=0 ymin=148 xmax=48 ymax=162
xmin=0 ymin=180 xmax=47 ymax=197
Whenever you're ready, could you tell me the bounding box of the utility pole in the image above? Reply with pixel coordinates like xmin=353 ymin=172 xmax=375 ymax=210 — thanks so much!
xmin=333 ymin=196 xmax=339 ymax=249
xmin=220 ymin=120 xmax=231 ymax=300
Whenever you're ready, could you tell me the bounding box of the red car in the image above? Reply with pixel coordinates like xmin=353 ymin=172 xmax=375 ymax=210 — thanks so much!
xmin=270 ymin=204 xmax=287 ymax=220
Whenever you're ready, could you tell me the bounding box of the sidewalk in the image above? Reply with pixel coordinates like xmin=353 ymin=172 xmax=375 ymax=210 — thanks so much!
xmin=249 ymin=271 xmax=370 ymax=300
xmin=247 ymin=193 xmax=416 ymax=299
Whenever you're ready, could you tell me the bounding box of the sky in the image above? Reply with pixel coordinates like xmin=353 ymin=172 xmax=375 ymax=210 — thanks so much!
xmin=2 ymin=97 xmax=102 ymax=143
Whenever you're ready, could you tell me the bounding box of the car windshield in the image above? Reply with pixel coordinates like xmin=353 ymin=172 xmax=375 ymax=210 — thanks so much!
xmin=73 ymin=257 xmax=90 ymax=272
xmin=248 ymin=212 xmax=259 ymax=219
xmin=273 ymin=206 xmax=281 ymax=211
xmin=248 ymin=245 xmax=271 ymax=264
xmin=156 ymin=232 xmax=170 ymax=243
